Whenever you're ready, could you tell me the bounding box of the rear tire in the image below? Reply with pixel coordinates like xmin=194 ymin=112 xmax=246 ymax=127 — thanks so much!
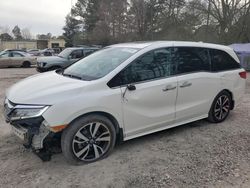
xmin=22 ymin=61 xmax=31 ymax=68
xmin=61 ymin=114 xmax=116 ymax=165
xmin=208 ymin=91 xmax=232 ymax=123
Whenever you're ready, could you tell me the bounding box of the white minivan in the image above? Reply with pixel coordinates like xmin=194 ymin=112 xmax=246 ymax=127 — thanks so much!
xmin=3 ymin=41 xmax=246 ymax=164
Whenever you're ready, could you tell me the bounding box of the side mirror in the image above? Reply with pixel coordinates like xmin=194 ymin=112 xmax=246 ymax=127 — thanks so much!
xmin=122 ymin=84 xmax=136 ymax=98
xmin=127 ymin=84 xmax=136 ymax=91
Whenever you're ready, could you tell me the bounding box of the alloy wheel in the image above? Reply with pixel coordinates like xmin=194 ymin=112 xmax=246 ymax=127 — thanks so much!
xmin=214 ymin=95 xmax=230 ymax=121
xmin=72 ymin=122 xmax=111 ymax=162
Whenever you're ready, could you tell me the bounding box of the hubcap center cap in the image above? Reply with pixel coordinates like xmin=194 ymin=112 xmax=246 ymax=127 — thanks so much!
xmin=89 ymin=139 xmax=95 ymax=144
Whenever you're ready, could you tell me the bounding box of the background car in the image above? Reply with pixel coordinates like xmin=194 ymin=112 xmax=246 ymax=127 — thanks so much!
xmin=27 ymin=49 xmax=41 ymax=56
xmin=36 ymin=47 xmax=99 ymax=72
xmin=0 ymin=51 xmax=37 ymax=68
xmin=39 ymin=48 xmax=55 ymax=56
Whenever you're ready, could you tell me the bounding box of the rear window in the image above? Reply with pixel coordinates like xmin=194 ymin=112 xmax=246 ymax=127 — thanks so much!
xmin=210 ymin=49 xmax=240 ymax=71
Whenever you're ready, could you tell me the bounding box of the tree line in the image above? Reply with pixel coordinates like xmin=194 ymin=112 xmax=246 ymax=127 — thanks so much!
xmin=0 ymin=25 xmax=60 ymax=41
xmin=63 ymin=0 xmax=250 ymax=47
xmin=0 ymin=25 xmax=30 ymax=41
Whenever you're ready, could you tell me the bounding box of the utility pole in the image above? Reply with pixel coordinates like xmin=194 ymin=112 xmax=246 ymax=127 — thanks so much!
xmin=205 ymin=0 xmax=211 ymax=42
xmin=70 ymin=0 xmax=73 ymax=15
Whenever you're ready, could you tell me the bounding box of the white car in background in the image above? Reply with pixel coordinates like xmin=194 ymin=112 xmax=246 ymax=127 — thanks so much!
xmin=0 ymin=51 xmax=36 ymax=68
xmin=3 ymin=41 xmax=246 ymax=164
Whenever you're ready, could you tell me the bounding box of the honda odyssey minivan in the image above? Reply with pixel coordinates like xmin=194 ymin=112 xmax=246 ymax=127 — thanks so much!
xmin=3 ymin=41 xmax=246 ymax=164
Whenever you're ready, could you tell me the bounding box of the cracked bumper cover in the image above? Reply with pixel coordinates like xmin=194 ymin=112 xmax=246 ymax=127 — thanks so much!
xmin=3 ymin=99 xmax=52 ymax=149
xmin=9 ymin=117 xmax=50 ymax=150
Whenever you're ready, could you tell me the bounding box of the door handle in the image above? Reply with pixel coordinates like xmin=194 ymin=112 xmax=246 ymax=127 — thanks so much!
xmin=162 ymin=85 xmax=176 ymax=92
xmin=180 ymin=81 xmax=192 ymax=88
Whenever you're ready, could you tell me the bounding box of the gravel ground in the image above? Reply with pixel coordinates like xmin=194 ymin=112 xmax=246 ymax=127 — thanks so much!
xmin=0 ymin=68 xmax=250 ymax=188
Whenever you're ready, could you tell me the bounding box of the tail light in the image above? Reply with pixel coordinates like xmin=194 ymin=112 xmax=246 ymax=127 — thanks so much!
xmin=239 ymin=71 xmax=247 ymax=79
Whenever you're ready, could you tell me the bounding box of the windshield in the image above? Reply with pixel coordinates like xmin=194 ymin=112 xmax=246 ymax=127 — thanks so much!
xmin=58 ymin=48 xmax=73 ymax=58
xmin=63 ymin=47 xmax=139 ymax=80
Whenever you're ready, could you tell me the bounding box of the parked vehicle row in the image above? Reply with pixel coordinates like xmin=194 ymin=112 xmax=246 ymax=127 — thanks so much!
xmin=0 ymin=46 xmax=99 ymax=69
xmin=3 ymin=41 xmax=246 ymax=164
xmin=3 ymin=48 xmax=59 ymax=56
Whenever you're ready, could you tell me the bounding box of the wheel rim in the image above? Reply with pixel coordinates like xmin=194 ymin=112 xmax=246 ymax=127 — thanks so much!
xmin=214 ymin=95 xmax=230 ymax=120
xmin=23 ymin=62 xmax=30 ymax=67
xmin=72 ymin=122 xmax=111 ymax=161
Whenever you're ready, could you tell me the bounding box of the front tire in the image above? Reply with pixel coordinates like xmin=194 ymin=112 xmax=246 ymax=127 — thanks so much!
xmin=61 ymin=114 xmax=116 ymax=165
xmin=208 ymin=91 xmax=232 ymax=123
xmin=22 ymin=61 xmax=31 ymax=68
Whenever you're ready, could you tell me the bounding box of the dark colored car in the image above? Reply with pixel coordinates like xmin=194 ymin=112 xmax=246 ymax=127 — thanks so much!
xmin=36 ymin=47 xmax=99 ymax=72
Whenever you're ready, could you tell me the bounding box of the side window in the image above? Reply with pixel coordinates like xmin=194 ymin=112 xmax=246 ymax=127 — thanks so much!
xmin=173 ymin=47 xmax=210 ymax=74
xmin=84 ymin=49 xmax=95 ymax=57
xmin=12 ymin=52 xmax=24 ymax=57
xmin=210 ymin=49 xmax=240 ymax=71
xmin=70 ymin=50 xmax=83 ymax=59
xmin=108 ymin=48 xmax=173 ymax=87
xmin=0 ymin=53 xmax=9 ymax=58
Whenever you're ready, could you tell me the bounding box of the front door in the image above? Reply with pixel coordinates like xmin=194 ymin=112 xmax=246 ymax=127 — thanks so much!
xmin=112 ymin=48 xmax=177 ymax=139
xmin=0 ymin=52 xmax=11 ymax=68
xmin=122 ymin=77 xmax=177 ymax=139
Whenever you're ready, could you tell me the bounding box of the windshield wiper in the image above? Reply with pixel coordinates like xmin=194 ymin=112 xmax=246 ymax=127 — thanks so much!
xmin=62 ymin=73 xmax=82 ymax=80
xmin=81 ymin=74 xmax=99 ymax=81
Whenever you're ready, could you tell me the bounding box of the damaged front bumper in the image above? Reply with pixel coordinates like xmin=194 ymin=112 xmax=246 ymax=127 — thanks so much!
xmin=3 ymin=98 xmax=52 ymax=150
xmin=5 ymin=113 xmax=61 ymax=161
xmin=9 ymin=117 xmax=50 ymax=150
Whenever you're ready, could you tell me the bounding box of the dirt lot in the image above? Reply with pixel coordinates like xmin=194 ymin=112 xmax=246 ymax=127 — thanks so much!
xmin=0 ymin=68 xmax=250 ymax=188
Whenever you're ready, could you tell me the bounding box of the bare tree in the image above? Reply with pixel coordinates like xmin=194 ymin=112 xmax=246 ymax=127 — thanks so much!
xmin=21 ymin=28 xmax=32 ymax=40
xmin=0 ymin=26 xmax=11 ymax=35
xmin=199 ymin=0 xmax=250 ymax=43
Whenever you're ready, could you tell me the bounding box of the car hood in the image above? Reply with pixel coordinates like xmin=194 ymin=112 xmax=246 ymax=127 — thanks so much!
xmin=37 ymin=56 xmax=67 ymax=63
xmin=6 ymin=71 xmax=90 ymax=105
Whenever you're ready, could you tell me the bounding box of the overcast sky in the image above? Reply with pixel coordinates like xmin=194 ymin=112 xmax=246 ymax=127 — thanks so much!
xmin=0 ymin=0 xmax=77 ymax=37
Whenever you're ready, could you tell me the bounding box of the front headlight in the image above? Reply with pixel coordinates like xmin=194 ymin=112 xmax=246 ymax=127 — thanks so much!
xmin=10 ymin=105 xmax=49 ymax=121
xmin=37 ymin=62 xmax=47 ymax=67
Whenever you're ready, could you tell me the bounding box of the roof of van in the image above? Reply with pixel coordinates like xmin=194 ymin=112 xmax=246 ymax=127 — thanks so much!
xmin=110 ymin=41 xmax=232 ymax=51
xmin=109 ymin=41 xmax=239 ymax=62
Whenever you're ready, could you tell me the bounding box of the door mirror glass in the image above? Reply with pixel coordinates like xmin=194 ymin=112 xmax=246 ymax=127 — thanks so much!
xmin=127 ymin=84 xmax=136 ymax=91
